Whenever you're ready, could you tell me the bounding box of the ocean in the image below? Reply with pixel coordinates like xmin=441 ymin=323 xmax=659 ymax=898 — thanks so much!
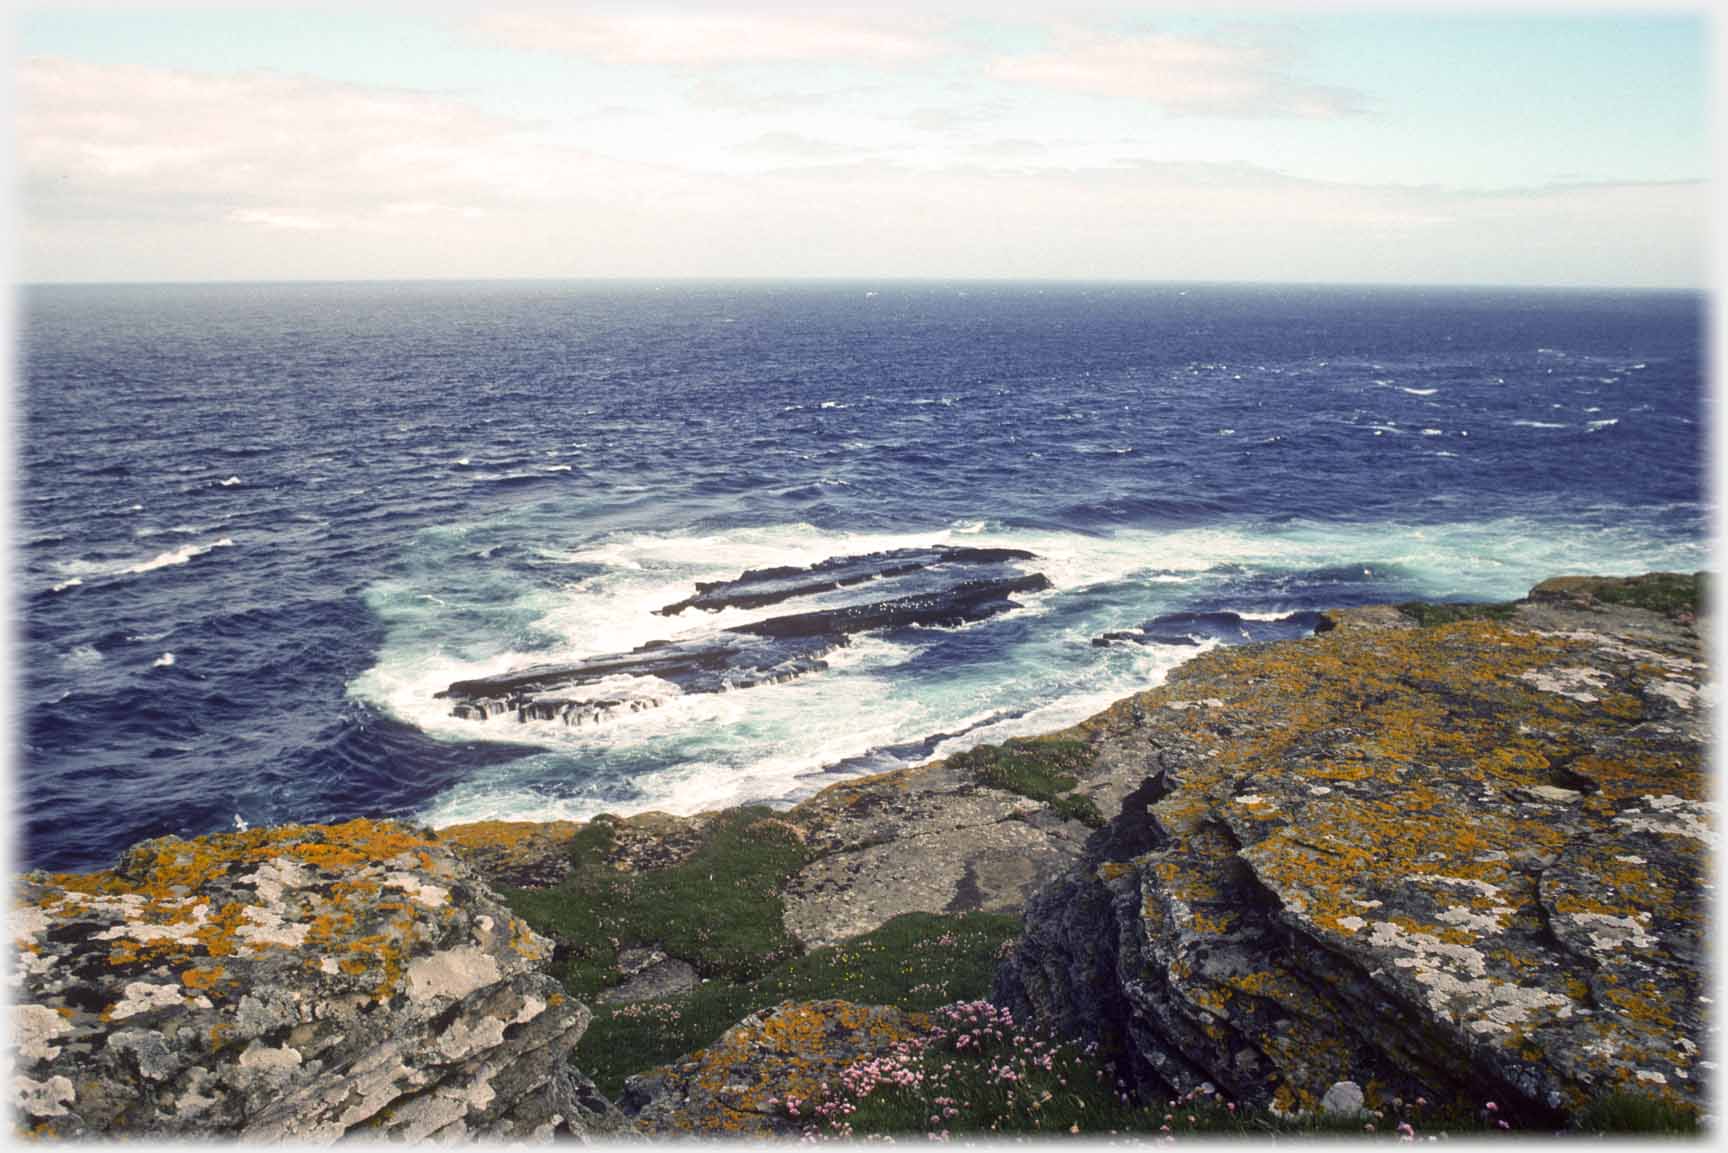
xmin=18 ymin=281 xmax=1708 ymax=873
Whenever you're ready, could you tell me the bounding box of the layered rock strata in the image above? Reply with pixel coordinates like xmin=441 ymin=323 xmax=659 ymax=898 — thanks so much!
xmin=996 ymin=576 xmax=1710 ymax=1121
xmin=9 ymin=819 xmax=617 ymax=1140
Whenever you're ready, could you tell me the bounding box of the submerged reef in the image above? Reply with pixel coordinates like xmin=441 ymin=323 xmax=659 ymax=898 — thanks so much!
xmin=10 ymin=573 xmax=1709 ymax=1139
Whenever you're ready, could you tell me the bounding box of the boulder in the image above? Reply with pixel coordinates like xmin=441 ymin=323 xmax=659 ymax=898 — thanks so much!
xmin=9 ymin=819 xmax=619 ymax=1140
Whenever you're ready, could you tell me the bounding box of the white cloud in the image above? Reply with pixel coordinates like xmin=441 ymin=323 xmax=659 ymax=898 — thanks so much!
xmin=17 ymin=58 xmax=1703 ymax=287
xmin=991 ymin=33 xmax=1362 ymax=118
xmin=736 ymin=131 xmax=866 ymax=159
xmin=472 ymin=9 xmax=940 ymax=65
xmin=19 ymin=55 xmax=683 ymax=231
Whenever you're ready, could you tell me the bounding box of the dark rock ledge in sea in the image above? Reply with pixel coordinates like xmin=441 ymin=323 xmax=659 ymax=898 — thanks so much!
xmin=11 ymin=572 xmax=1709 ymax=1139
xmin=437 ymin=550 xmax=1050 ymax=728
xmin=655 ymin=544 xmax=1039 ymax=616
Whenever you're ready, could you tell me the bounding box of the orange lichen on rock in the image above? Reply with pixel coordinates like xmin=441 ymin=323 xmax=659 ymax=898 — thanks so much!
xmin=999 ymin=576 xmax=1708 ymax=1123
xmin=629 ymin=1000 xmax=933 ymax=1136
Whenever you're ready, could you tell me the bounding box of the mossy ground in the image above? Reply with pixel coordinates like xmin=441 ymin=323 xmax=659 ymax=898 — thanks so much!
xmin=1573 ymin=1091 xmax=1701 ymax=1134
xmin=1587 ymin=572 xmax=1706 ymax=619
xmin=501 ymin=807 xmax=809 ymax=1000
xmin=1532 ymin=571 xmax=1706 ymax=619
xmin=949 ymin=737 xmax=1105 ymax=827
xmin=496 ymin=806 xmax=1020 ymax=1098
xmin=578 ymin=911 xmax=1018 ymax=1098
xmin=1396 ymin=600 xmax=1517 ymax=627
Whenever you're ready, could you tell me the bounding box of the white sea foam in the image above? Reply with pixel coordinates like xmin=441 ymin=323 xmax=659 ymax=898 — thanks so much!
xmin=1588 ymin=418 xmax=1620 ymax=430
xmin=1421 ymin=429 xmax=1444 ymax=436
xmin=129 ymin=539 xmax=235 ymax=574
xmin=50 ymin=578 xmax=83 ymax=593
xmin=50 ymin=538 xmax=235 ymax=582
xmin=219 ymin=476 xmax=241 ymax=487
xmin=349 ymin=516 xmax=1707 ymax=832
xmin=152 ymin=652 xmax=175 ymax=668
xmin=1513 ymin=420 xmax=1567 ymax=429
xmin=1400 ymin=387 xmax=1439 ymax=396
xmin=63 ymin=645 xmax=103 ymax=669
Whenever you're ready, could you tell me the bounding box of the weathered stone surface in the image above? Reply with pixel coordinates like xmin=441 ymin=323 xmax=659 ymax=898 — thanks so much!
xmin=657 ymin=545 xmax=1038 ymax=615
xmin=596 ymin=952 xmax=699 ymax=1005
xmin=9 ymin=819 xmax=619 ymax=1141
xmin=783 ymin=816 xmax=1075 ymax=950
xmin=776 ymin=751 xmax=1108 ymax=949
xmin=997 ymin=576 xmax=1710 ymax=1124
xmin=623 ymin=1000 xmax=930 ymax=1137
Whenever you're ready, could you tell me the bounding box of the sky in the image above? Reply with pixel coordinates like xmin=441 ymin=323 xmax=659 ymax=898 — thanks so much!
xmin=14 ymin=3 xmax=1714 ymax=286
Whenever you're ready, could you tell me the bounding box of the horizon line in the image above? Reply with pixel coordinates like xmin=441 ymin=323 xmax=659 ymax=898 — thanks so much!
xmin=18 ymin=276 xmax=1706 ymax=293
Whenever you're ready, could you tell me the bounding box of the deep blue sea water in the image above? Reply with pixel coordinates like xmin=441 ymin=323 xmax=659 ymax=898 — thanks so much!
xmin=18 ymin=282 xmax=1708 ymax=872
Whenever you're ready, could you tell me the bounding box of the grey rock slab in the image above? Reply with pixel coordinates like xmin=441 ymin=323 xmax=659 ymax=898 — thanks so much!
xmin=783 ymin=817 xmax=1077 ymax=948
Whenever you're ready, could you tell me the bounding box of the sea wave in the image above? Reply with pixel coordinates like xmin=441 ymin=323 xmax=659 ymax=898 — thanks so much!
xmin=344 ymin=515 xmax=1708 ymax=831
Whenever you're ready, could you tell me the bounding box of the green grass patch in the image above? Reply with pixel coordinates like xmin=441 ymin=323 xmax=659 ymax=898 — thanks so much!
xmin=1574 ymin=1090 xmax=1700 ymax=1134
xmin=950 ymin=738 xmax=1104 ymax=826
xmin=502 ymin=807 xmax=811 ymax=1001
xmin=1588 ymin=573 xmax=1706 ymax=620
xmin=574 ymin=911 xmax=1021 ymax=1099
xmin=1396 ymin=600 xmax=1518 ymax=627
xmin=1046 ymin=792 xmax=1106 ymax=828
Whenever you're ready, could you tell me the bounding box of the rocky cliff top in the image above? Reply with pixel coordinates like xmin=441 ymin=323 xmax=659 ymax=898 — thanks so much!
xmin=1000 ymin=572 xmax=1710 ymax=1122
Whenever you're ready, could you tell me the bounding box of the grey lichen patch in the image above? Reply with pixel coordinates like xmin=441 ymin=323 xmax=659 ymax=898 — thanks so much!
xmin=1520 ymin=665 xmax=1613 ymax=702
xmin=405 ymin=945 xmax=502 ymax=1005
xmin=997 ymin=576 xmax=1709 ymax=1124
xmin=1613 ymin=795 xmax=1714 ymax=844
xmin=108 ymin=981 xmax=189 ymax=1021
xmin=11 ymin=819 xmax=613 ymax=1140
xmin=16 ymin=1074 xmax=76 ymax=1118
xmin=14 ymin=1003 xmax=72 ymax=1062
xmin=236 ymin=1041 xmax=303 ymax=1072
xmin=1564 ymin=911 xmax=1657 ymax=951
